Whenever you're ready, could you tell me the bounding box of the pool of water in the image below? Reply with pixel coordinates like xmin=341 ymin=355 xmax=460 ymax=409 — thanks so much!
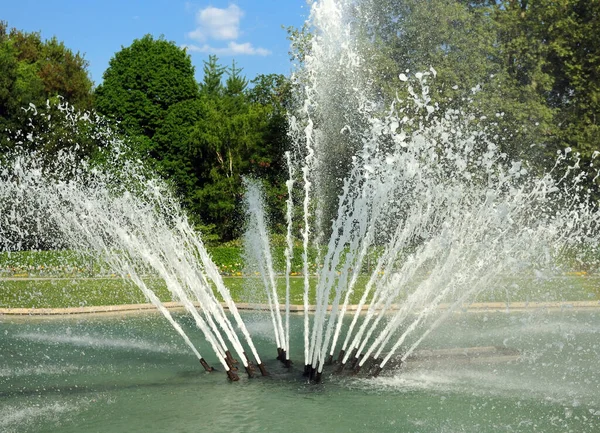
xmin=1 ymin=309 xmax=599 ymax=433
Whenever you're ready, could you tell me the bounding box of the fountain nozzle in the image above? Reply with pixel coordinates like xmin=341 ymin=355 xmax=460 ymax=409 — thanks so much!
xmin=224 ymin=356 xmax=238 ymax=371
xmin=257 ymin=363 xmax=269 ymax=376
xmin=245 ymin=362 xmax=256 ymax=378
xmin=303 ymin=364 xmax=311 ymax=377
xmin=370 ymin=364 xmax=382 ymax=378
xmin=315 ymin=370 xmax=322 ymax=383
xmin=350 ymin=353 xmax=363 ymax=371
xmin=226 ymin=369 xmax=240 ymax=381
xmin=242 ymin=352 xmax=256 ymax=378
xmin=199 ymin=358 xmax=214 ymax=372
xmin=225 ymin=350 xmax=238 ymax=365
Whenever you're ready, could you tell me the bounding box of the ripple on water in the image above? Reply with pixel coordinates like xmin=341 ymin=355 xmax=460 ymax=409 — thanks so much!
xmin=14 ymin=332 xmax=187 ymax=354
xmin=0 ymin=364 xmax=90 ymax=378
xmin=0 ymin=399 xmax=90 ymax=433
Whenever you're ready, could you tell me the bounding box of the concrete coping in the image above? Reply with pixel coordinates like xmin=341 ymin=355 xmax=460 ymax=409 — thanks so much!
xmin=1 ymin=300 xmax=599 ymax=316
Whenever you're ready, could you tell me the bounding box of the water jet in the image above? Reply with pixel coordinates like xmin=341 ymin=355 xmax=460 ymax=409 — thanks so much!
xmin=1 ymin=0 xmax=600 ymax=430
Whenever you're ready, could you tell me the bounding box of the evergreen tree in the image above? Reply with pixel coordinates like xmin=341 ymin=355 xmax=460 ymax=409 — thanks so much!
xmin=200 ymin=54 xmax=227 ymax=96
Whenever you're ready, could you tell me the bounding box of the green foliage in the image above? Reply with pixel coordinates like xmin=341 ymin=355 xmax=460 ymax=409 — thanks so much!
xmin=189 ymin=62 xmax=291 ymax=240
xmin=95 ymin=34 xmax=198 ymax=140
xmin=95 ymin=42 xmax=290 ymax=241
xmin=0 ymin=22 xmax=94 ymax=155
xmin=497 ymin=0 xmax=600 ymax=163
xmin=359 ymin=0 xmax=552 ymax=164
xmin=200 ymin=54 xmax=227 ymax=96
xmin=363 ymin=0 xmax=599 ymax=173
xmin=3 ymin=5 xmax=597 ymax=247
xmin=206 ymin=245 xmax=320 ymax=275
xmin=152 ymin=98 xmax=207 ymax=210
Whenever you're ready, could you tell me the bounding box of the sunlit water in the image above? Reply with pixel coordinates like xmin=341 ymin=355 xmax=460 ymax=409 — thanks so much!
xmin=1 ymin=311 xmax=599 ymax=433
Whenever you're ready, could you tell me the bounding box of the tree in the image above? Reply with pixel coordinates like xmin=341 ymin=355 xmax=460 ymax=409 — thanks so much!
xmin=95 ymin=35 xmax=199 ymax=147
xmin=188 ymin=59 xmax=290 ymax=240
xmin=225 ymin=60 xmax=248 ymax=96
xmin=0 ymin=22 xmax=95 ymax=158
xmin=200 ymin=54 xmax=226 ymax=96
xmin=358 ymin=0 xmax=555 ymax=164
xmin=152 ymin=98 xmax=206 ymax=213
xmin=496 ymin=0 xmax=600 ymax=163
xmin=1 ymin=23 xmax=93 ymax=111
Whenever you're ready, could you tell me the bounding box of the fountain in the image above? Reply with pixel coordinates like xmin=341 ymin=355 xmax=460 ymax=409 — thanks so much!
xmin=1 ymin=0 xmax=600 ymax=431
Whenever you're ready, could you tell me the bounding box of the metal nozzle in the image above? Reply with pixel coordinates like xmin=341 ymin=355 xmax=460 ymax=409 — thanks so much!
xmin=226 ymin=369 xmax=240 ymax=381
xmin=199 ymin=358 xmax=214 ymax=372
xmin=309 ymin=362 xmax=319 ymax=381
xmin=224 ymin=356 xmax=238 ymax=371
xmin=371 ymin=365 xmax=383 ymax=378
xmin=350 ymin=353 xmax=363 ymax=371
xmin=315 ymin=371 xmax=322 ymax=383
xmin=245 ymin=363 xmax=256 ymax=379
xmin=303 ymin=364 xmax=311 ymax=377
xmin=225 ymin=350 xmax=238 ymax=365
xmin=257 ymin=363 xmax=269 ymax=376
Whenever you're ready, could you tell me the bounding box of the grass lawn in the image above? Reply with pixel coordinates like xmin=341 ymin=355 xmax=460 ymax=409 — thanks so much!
xmin=2 ymin=249 xmax=598 ymax=309
xmin=0 ymin=276 xmax=322 ymax=309
xmin=0 ymin=274 xmax=598 ymax=309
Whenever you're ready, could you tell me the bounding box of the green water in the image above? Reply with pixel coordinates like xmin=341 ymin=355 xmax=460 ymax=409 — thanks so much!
xmin=1 ymin=310 xmax=599 ymax=433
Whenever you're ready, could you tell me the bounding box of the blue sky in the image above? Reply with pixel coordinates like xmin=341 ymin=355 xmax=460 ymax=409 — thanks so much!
xmin=2 ymin=0 xmax=310 ymax=86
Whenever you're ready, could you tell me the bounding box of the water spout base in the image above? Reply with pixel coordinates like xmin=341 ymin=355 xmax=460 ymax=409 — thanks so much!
xmin=303 ymin=364 xmax=311 ymax=377
xmin=225 ymin=350 xmax=238 ymax=365
xmin=370 ymin=365 xmax=382 ymax=378
xmin=257 ymin=363 xmax=269 ymax=376
xmin=314 ymin=371 xmax=322 ymax=383
xmin=227 ymin=369 xmax=240 ymax=381
xmin=199 ymin=358 xmax=214 ymax=372
xmin=350 ymin=353 xmax=363 ymax=371
xmin=224 ymin=356 xmax=238 ymax=371
xmin=309 ymin=363 xmax=319 ymax=381
xmin=245 ymin=362 xmax=256 ymax=378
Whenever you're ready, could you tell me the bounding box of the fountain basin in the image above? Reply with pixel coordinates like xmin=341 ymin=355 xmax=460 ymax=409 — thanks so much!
xmin=1 ymin=309 xmax=599 ymax=433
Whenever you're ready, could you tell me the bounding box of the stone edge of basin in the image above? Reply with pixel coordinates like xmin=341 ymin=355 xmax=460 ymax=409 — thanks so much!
xmin=1 ymin=300 xmax=599 ymax=316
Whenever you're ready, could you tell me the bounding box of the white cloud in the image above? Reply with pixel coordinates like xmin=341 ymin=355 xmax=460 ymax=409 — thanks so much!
xmin=183 ymin=42 xmax=271 ymax=56
xmin=187 ymin=5 xmax=244 ymax=42
xmin=184 ymin=4 xmax=271 ymax=57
